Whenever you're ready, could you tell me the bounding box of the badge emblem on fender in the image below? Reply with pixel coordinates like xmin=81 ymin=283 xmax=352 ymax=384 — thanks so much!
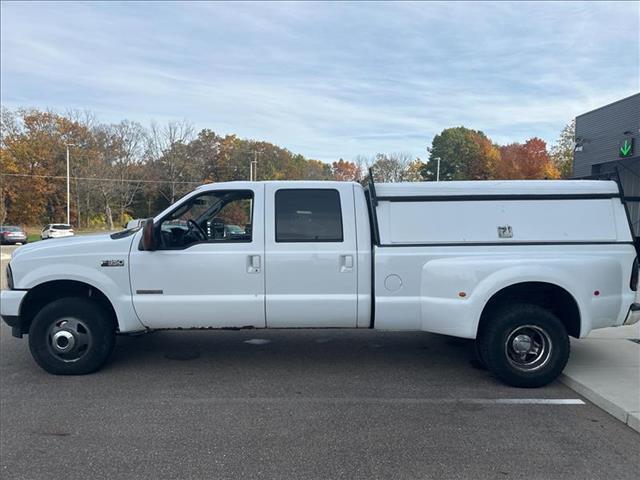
xmin=497 ymin=225 xmax=513 ymax=239
xmin=101 ymin=259 xmax=125 ymax=267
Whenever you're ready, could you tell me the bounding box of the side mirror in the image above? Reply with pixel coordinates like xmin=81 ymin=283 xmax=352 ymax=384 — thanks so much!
xmin=140 ymin=219 xmax=157 ymax=251
xmin=126 ymin=218 xmax=144 ymax=229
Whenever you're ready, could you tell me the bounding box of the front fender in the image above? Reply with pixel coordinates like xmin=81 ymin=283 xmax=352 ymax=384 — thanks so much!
xmin=19 ymin=263 xmax=144 ymax=333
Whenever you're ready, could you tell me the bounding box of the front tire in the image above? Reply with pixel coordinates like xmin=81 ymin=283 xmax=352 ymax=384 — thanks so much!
xmin=479 ymin=304 xmax=570 ymax=388
xmin=28 ymin=297 xmax=116 ymax=375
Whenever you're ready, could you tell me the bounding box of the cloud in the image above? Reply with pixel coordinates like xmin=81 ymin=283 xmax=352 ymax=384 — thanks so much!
xmin=1 ymin=1 xmax=638 ymax=161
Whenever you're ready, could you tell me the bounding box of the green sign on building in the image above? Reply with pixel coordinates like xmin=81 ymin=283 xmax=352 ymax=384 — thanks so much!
xmin=619 ymin=137 xmax=634 ymax=158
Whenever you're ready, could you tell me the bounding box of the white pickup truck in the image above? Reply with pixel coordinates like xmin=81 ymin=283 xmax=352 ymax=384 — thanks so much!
xmin=2 ymin=178 xmax=639 ymax=387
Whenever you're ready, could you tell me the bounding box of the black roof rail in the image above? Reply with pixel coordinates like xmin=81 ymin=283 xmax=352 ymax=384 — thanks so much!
xmin=615 ymin=166 xmax=640 ymax=255
xmin=364 ymin=167 xmax=380 ymax=246
xmin=367 ymin=167 xmax=378 ymax=207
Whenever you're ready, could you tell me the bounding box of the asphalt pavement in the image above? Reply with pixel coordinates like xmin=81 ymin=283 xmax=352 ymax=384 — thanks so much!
xmin=1 ymin=245 xmax=639 ymax=479
xmin=3 ymin=329 xmax=640 ymax=479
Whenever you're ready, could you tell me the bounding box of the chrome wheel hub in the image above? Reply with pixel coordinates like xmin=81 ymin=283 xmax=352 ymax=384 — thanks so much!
xmin=512 ymin=334 xmax=533 ymax=355
xmin=47 ymin=318 xmax=92 ymax=362
xmin=52 ymin=330 xmax=76 ymax=353
xmin=505 ymin=325 xmax=552 ymax=372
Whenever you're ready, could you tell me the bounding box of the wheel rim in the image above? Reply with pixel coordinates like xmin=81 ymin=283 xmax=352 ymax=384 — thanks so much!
xmin=46 ymin=318 xmax=92 ymax=362
xmin=504 ymin=325 xmax=552 ymax=372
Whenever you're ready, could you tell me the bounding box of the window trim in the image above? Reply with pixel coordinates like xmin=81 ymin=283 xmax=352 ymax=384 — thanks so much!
xmin=156 ymin=189 xmax=255 ymax=250
xmin=274 ymin=188 xmax=344 ymax=243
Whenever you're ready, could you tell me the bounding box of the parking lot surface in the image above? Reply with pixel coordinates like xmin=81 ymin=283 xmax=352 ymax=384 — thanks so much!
xmin=1 ymin=246 xmax=639 ymax=479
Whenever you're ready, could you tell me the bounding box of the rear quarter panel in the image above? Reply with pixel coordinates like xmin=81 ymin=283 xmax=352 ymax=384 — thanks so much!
xmin=374 ymin=244 xmax=636 ymax=338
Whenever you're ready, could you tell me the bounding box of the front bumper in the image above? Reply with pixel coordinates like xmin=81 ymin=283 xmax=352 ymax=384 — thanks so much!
xmin=624 ymin=303 xmax=640 ymax=326
xmin=0 ymin=289 xmax=27 ymax=337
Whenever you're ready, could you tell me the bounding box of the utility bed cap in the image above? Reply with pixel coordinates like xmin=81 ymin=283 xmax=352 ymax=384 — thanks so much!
xmin=374 ymin=180 xmax=619 ymax=198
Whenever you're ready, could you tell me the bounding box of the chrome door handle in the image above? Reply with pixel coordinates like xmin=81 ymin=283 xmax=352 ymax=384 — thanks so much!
xmin=248 ymin=255 xmax=261 ymax=273
xmin=340 ymin=254 xmax=354 ymax=272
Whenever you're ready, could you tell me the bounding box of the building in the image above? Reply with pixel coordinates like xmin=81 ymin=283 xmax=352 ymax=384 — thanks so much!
xmin=573 ymin=93 xmax=640 ymax=235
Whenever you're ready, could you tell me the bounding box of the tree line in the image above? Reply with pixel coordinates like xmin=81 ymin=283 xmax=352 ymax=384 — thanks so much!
xmin=0 ymin=107 xmax=573 ymax=228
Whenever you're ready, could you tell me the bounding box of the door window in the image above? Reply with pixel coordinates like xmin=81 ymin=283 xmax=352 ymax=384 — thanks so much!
xmin=275 ymin=189 xmax=343 ymax=242
xmin=158 ymin=190 xmax=253 ymax=249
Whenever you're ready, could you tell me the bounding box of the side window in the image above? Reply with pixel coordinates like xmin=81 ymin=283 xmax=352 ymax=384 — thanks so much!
xmin=275 ymin=189 xmax=343 ymax=242
xmin=158 ymin=190 xmax=253 ymax=249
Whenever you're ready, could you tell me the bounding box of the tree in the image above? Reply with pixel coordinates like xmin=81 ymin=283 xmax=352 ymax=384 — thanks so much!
xmin=147 ymin=120 xmax=197 ymax=204
xmin=370 ymin=152 xmax=413 ymax=182
xmin=331 ymin=159 xmax=362 ymax=182
xmin=108 ymin=120 xmax=147 ymax=224
xmin=426 ymin=127 xmax=497 ymax=181
xmin=303 ymin=159 xmax=333 ymax=180
xmin=403 ymin=158 xmax=425 ymax=182
xmin=549 ymin=120 xmax=575 ymax=179
xmin=1 ymin=109 xmax=63 ymax=224
xmin=496 ymin=138 xmax=560 ymax=180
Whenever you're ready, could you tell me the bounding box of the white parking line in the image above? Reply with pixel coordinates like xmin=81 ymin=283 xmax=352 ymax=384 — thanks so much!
xmin=160 ymin=397 xmax=586 ymax=405
xmin=0 ymin=253 xmax=10 ymax=261
xmin=244 ymin=339 xmax=271 ymax=345
xmin=467 ymin=399 xmax=585 ymax=405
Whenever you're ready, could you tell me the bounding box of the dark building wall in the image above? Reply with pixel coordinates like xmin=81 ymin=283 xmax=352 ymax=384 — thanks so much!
xmin=573 ymin=93 xmax=640 ymax=235
xmin=573 ymin=93 xmax=640 ymax=178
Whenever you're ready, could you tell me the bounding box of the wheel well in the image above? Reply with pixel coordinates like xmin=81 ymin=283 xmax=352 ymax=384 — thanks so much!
xmin=19 ymin=280 xmax=117 ymax=335
xmin=478 ymin=282 xmax=581 ymax=338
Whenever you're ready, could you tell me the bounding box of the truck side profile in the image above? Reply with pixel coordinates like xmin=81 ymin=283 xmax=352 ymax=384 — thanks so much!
xmin=2 ymin=178 xmax=639 ymax=387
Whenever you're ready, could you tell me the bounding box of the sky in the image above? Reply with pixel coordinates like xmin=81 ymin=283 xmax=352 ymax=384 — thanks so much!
xmin=1 ymin=1 xmax=638 ymax=162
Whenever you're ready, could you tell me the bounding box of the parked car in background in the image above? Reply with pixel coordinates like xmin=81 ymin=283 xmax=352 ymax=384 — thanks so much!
xmin=0 ymin=225 xmax=28 ymax=245
xmin=41 ymin=224 xmax=74 ymax=240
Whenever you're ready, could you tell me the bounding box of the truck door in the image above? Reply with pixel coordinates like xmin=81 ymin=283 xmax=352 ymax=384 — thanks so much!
xmin=129 ymin=184 xmax=265 ymax=329
xmin=264 ymin=184 xmax=358 ymax=327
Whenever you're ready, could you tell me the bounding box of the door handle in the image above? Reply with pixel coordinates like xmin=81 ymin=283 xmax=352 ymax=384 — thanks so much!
xmin=340 ymin=254 xmax=354 ymax=272
xmin=248 ymin=255 xmax=261 ymax=273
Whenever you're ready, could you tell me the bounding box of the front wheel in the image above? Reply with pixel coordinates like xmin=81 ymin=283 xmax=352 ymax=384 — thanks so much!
xmin=29 ymin=297 xmax=116 ymax=375
xmin=479 ymin=304 xmax=570 ymax=388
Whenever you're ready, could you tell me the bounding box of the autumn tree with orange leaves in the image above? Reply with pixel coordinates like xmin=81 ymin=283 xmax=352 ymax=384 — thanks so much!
xmin=496 ymin=138 xmax=560 ymax=180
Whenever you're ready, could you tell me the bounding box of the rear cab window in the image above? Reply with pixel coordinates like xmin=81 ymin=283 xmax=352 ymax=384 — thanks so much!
xmin=275 ymin=189 xmax=343 ymax=242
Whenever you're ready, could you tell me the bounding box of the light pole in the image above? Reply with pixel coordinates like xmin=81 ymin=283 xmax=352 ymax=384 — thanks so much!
xmin=250 ymin=150 xmax=260 ymax=181
xmin=436 ymin=158 xmax=440 ymax=182
xmin=65 ymin=143 xmax=76 ymax=225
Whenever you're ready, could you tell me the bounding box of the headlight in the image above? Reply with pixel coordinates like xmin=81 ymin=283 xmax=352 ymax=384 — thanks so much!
xmin=6 ymin=263 xmax=14 ymax=290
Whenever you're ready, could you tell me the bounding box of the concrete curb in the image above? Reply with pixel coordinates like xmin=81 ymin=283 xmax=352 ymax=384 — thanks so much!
xmin=560 ymin=373 xmax=639 ymax=433
xmin=560 ymin=329 xmax=640 ymax=434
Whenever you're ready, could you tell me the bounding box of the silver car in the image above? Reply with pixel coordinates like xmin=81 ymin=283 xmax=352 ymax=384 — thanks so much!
xmin=0 ymin=225 xmax=28 ymax=245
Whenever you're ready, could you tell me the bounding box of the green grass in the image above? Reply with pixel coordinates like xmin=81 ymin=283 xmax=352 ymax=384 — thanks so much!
xmin=27 ymin=233 xmax=41 ymax=243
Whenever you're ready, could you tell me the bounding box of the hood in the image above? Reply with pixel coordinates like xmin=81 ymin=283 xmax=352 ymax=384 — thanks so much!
xmin=11 ymin=232 xmax=133 ymax=260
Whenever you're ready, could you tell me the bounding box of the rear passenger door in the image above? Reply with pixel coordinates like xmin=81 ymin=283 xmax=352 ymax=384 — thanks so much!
xmin=264 ymin=184 xmax=358 ymax=328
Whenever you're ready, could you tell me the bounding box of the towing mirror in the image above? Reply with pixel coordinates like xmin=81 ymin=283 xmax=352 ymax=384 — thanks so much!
xmin=126 ymin=218 xmax=144 ymax=229
xmin=140 ymin=218 xmax=157 ymax=251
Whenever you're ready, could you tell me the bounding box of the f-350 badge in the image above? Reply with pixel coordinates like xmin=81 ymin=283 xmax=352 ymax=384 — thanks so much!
xmin=101 ymin=259 xmax=125 ymax=267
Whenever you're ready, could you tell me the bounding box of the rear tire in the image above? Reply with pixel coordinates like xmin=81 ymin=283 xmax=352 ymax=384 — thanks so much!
xmin=472 ymin=338 xmax=488 ymax=370
xmin=28 ymin=297 xmax=116 ymax=375
xmin=479 ymin=304 xmax=570 ymax=388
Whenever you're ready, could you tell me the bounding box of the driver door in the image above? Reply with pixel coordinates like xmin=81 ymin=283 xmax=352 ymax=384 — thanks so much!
xmin=129 ymin=184 xmax=265 ymax=329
